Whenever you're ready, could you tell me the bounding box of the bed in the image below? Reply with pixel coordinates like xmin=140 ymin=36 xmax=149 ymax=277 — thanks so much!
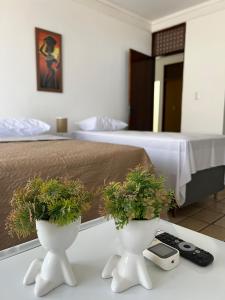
xmin=0 ymin=135 xmax=151 ymax=250
xmin=72 ymin=130 xmax=225 ymax=207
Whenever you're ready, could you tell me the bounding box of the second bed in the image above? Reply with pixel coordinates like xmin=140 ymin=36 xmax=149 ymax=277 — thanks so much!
xmin=73 ymin=130 xmax=225 ymax=207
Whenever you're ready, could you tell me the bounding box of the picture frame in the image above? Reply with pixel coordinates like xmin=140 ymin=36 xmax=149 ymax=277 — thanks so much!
xmin=35 ymin=27 xmax=63 ymax=93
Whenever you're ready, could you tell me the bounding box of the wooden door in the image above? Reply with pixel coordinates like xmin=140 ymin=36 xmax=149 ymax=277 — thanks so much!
xmin=129 ymin=49 xmax=155 ymax=131
xmin=162 ymin=62 xmax=183 ymax=132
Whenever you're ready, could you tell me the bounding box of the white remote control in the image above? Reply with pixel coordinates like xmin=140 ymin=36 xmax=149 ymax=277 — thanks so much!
xmin=143 ymin=238 xmax=180 ymax=271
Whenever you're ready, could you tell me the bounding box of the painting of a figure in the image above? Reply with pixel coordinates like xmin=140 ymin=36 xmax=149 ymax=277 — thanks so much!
xmin=35 ymin=28 xmax=63 ymax=92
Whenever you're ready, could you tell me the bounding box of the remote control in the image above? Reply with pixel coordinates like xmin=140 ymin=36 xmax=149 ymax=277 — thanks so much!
xmin=156 ymin=232 xmax=214 ymax=267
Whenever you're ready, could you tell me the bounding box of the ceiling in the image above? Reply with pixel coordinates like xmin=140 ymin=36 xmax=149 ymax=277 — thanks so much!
xmin=107 ymin=0 xmax=210 ymax=21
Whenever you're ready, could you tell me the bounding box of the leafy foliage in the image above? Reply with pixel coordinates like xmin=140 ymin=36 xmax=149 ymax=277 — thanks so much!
xmin=102 ymin=166 xmax=174 ymax=229
xmin=6 ymin=178 xmax=91 ymax=239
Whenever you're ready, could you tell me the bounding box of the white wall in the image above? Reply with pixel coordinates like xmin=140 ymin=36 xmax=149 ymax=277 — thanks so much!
xmin=181 ymin=9 xmax=225 ymax=134
xmin=0 ymin=0 xmax=151 ymax=132
xmin=152 ymin=2 xmax=225 ymax=134
xmin=154 ymin=53 xmax=184 ymax=132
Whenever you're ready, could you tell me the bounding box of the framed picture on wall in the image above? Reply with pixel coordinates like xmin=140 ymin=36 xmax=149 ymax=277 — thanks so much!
xmin=35 ymin=27 xmax=63 ymax=92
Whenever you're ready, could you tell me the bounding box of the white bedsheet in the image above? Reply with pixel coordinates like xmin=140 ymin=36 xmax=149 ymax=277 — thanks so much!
xmin=73 ymin=131 xmax=225 ymax=206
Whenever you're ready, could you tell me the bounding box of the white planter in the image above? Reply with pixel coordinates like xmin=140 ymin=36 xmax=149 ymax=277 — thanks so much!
xmin=102 ymin=218 xmax=159 ymax=293
xmin=23 ymin=217 xmax=81 ymax=297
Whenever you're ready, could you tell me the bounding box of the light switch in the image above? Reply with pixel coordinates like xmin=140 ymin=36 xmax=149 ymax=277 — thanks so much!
xmin=194 ymin=92 xmax=200 ymax=101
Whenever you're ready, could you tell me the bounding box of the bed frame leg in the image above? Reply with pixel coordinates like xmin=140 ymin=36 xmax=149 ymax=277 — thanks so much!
xmin=168 ymin=195 xmax=178 ymax=218
xmin=213 ymin=192 xmax=219 ymax=201
xmin=168 ymin=207 xmax=176 ymax=218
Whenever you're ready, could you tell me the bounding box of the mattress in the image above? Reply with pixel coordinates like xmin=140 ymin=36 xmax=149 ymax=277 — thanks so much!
xmin=0 ymin=136 xmax=151 ymax=250
xmin=0 ymin=134 xmax=68 ymax=142
xmin=73 ymin=130 xmax=225 ymax=206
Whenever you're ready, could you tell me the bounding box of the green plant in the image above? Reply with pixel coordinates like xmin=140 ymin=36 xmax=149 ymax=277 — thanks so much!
xmin=102 ymin=166 xmax=174 ymax=229
xmin=6 ymin=177 xmax=91 ymax=238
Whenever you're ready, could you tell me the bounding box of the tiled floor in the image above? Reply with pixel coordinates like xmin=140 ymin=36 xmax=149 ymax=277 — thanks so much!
xmin=161 ymin=189 xmax=225 ymax=241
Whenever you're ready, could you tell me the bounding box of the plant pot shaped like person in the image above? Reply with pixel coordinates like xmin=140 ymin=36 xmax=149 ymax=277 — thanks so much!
xmin=6 ymin=177 xmax=91 ymax=297
xmin=101 ymin=166 xmax=174 ymax=293
xmin=23 ymin=218 xmax=80 ymax=297
xmin=102 ymin=218 xmax=158 ymax=292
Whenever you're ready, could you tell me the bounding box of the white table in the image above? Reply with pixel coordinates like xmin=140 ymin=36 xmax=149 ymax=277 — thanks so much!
xmin=0 ymin=218 xmax=224 ymax=300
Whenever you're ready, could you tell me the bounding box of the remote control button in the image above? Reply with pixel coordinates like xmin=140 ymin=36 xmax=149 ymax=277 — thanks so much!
xmin=195 ymin=250 xmax=200 ymax=254
xmin=178 ymin=242 xmax=196 ymax=252
xmin=175 ymin=239 xmax=180 ymax=243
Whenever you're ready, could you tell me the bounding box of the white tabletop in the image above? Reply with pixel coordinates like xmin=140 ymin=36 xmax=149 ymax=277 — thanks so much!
xmin=0 ymin=219 xmax=224 ymax=300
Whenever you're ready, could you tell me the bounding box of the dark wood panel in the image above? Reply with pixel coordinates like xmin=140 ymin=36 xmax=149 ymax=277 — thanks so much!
xmin=129 ymin=49 xmax=155 ymax=131
xmin=162 ymin=62 xmax=183 ymax=132
xmin=152 ymin=23 xmax=186 ymax=57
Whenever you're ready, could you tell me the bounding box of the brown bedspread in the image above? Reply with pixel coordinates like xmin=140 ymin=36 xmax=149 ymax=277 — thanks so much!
xmin=0 ymin=139 xmax=151 ymax=250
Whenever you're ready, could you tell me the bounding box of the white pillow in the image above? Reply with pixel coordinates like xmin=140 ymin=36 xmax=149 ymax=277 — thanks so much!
xmin=0 ymin=118 xmax=51 ymax=137
xmin=78 ymin=116 xmax=128 ymax=131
